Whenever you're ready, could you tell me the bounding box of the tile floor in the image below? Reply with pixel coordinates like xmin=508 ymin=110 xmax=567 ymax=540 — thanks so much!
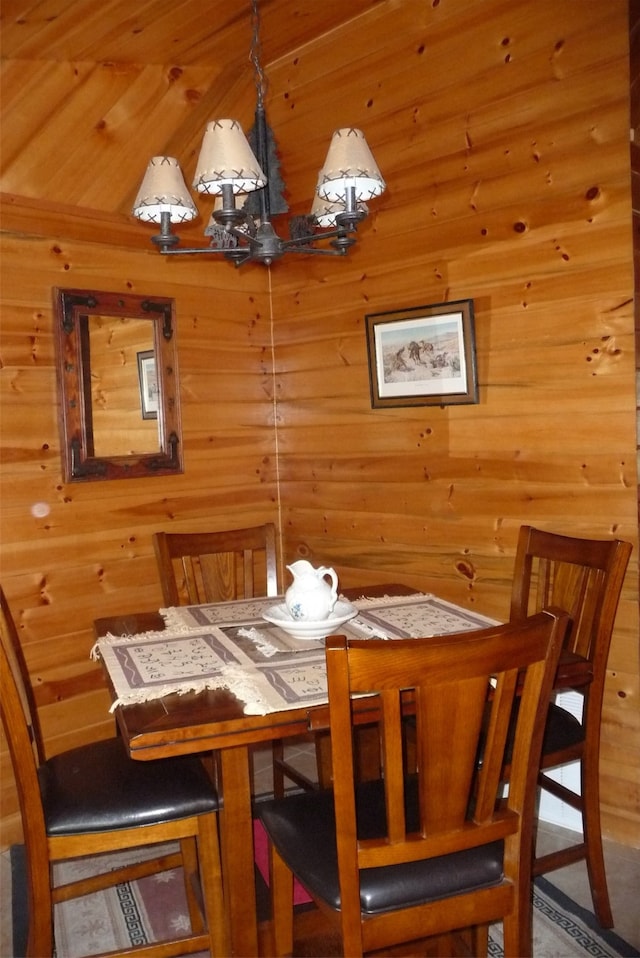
xmin=2 ymin=740 xmax=639 ymax=956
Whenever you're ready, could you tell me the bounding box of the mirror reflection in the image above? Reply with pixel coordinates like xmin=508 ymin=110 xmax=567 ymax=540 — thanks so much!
xmin=54 ymin=289 xmax=183 ymax=482
xmin=86 ymin=315 xmax=159 ymax=456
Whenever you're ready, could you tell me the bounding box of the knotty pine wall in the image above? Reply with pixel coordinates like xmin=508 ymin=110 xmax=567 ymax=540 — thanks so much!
xmin=266 ymin=0 xmax=640 ymax=848
xmin=1 ymin=0 xmax=639 ymax=849
xmin=0 ymin=239 xmax=279 ymax=845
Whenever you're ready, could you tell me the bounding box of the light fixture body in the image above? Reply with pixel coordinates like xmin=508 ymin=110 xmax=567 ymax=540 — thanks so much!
xmin=131 ymin=4 xmax=385 ymax=266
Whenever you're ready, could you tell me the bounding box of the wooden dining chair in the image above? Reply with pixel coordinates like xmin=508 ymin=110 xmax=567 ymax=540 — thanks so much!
xmin=259 ymin=608 xmax=568 ymax=958
xmin=508 ymin=525 xmax=632 ymax=928
xmin=0 ymin=586 xmax=227 ymax=958
xmin=153 ymin=522 xmax=279 ymax=606
xmin=152 ymin=522 xmax=320 ymax=797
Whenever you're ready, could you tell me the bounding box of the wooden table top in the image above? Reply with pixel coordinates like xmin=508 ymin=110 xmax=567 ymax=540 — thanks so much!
xmin=94 ymin=583 xmax=591 ymax=758
xmin=93 ymin=584 xmax=417 ymax=756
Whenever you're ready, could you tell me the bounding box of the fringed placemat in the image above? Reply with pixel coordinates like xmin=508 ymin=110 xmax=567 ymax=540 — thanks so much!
xmin=93 ymin=593 xmax=498 ymax=714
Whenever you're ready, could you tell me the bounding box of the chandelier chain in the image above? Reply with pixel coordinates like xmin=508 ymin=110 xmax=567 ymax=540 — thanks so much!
xmin=250 ymin=0 xmax=268 ymax=107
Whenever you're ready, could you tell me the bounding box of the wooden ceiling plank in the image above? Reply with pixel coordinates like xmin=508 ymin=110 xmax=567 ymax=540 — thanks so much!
xmin=0 ymin=0 xmax=384 ymax=65
xmin=0 ymin=0 xmax=140 ymax=61
xmin=0 ymin=191 xmax=151 ymax=248
xmin=0 ymin=61 xmax=93 ymax=174
xmin=69 ymin=63 xmax=223 ymax=211
xmin=72 ymin=3 xmax=243 ymax=66
xmin=1 ymin=61 xmax=147 ymax=202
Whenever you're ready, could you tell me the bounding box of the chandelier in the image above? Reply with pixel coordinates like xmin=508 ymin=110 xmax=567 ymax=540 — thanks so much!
xmin=132 ymin=0 xmax=385 ymax=267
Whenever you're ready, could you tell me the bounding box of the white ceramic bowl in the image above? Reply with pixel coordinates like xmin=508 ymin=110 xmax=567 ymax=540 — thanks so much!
xmin=262 ymin=599 xmax=358 ymax=641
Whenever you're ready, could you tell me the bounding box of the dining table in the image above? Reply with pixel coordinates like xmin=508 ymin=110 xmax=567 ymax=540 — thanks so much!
xmin=93 ymin=583 xmax=591 ymax=957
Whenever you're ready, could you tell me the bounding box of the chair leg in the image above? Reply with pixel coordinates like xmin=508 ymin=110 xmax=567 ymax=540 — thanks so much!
xmin=272 ymin=737 xmax=319 ymax=795
xmin=197 ymin=813 xmax=228 ymax=958
xmin=502 ymin=891 xmax=532 ymax=958
xmin=272 ymin=740 xmax=286 ymax=799
xmin=315 ymin=731 xmax=332 ymax=789
xmin=581 ymin=754 xmax=613 ymax=928
xmin=502 ymin=914 xmax=530 ymax=958
xmin=180 ymin=836 xmax=205 ymax=935
xmin=469 ymin=924 xmax=489 ymax=956
xmin=353 ymin=725 xmax=382 ymax=783
xmin=449 ymin=927 xmax=485 ymax=957
xmin=28 ymin=862 xmax=54 ymax=958
xmin=316 ymin=725 xmax=382 ymax=788
xmin=534 ymin=761 xmax=613 ymax=928
xmin=270 ymin=844 xmax=295 ymax=957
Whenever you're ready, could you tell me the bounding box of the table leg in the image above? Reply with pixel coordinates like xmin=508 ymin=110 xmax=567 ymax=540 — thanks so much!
xmin=219 ymin=745 xmax=259 ymax=957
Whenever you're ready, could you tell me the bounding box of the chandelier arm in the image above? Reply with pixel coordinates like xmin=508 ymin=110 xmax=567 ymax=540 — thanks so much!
xmin=159 ymin=246 xmax=239 ymax=256
xmin=282 ymin=227 xmax=355 ymax=249
xmin=281 ymin=246 xmax=348 ymax=256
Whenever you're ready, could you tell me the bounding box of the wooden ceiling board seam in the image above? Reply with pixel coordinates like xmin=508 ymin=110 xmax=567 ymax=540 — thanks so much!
xmin=258 ymin=0 xmax=394 ymax=75
xmin=0 ymin=0 xmax=144 ymax=62
xmin=151 ymin=63 xmax=257 ymax=177
xmin=0 ymin=61 xmax=147 ymax=202
xmin=260 ymin=21 xmax=625 ymax=208
xmin=0 ymin=62 xmax=95 ymax=175
xmin=0 ymin=0 xmax=386 ymax=65
xmin=69 ymin=3 xmax=242 ymax=67
xmin=264 ymin=5 xmax=625 ymax=136
xmin=73 ymin=64 xmax=226 ymax=212
xmin=0 ymin=192 xmax=153 ymax=248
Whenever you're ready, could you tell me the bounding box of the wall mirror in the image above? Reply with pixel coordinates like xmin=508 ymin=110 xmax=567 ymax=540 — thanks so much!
xmin=53 ymin=288 xmax=183 ymax=481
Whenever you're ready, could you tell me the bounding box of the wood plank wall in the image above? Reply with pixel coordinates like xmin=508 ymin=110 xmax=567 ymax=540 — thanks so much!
xmin=267 ymin=0 xmax=640 ymax=847
xmin=1 ymin=0 xmax=639 ymax=850
xmin=0 ymin=236 xmax=279 ymax=845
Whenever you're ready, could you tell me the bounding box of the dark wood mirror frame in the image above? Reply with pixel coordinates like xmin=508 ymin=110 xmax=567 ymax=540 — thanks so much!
xmin=53 ymin=288 xmax=183 ymax=482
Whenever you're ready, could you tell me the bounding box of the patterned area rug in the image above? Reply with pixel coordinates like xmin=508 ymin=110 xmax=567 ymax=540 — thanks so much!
xmin=11 ymin=837 xmax=639 ymax=957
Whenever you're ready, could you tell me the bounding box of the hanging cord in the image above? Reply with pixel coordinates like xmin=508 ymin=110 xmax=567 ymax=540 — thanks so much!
xmin=267 ymin=268 xmax=285 ymax=584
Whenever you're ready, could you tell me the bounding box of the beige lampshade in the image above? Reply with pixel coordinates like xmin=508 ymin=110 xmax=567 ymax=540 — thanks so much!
xmin=311 ymin=192 xmax=368 ymax=228
xmin=193 ymin=119 xmax=267 ymax=195
xmin=132 ymin=156 xmax=198 ymax=223
xmin=317 ymin=128 xmax=385 ymax=203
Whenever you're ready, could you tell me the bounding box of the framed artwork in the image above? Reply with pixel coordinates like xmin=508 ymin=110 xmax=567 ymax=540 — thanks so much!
xmin=137 ymin=349 xmax=158 ymax=420
xmin=365 ymin=299 xmax=478 ymax=408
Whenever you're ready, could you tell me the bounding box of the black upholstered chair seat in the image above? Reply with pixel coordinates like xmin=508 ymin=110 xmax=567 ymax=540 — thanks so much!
xmin=259 ymin=777 xmax=503 ymax=915
xmin=542 ymin=702 xmax=583 ymax=754
xmin=507 ymin=700 xmax=583 ymax=766
xmin=470 ymin=698 xmax=584 ymax=771
xmin=40 ymin=737 xmax=219 ymax=836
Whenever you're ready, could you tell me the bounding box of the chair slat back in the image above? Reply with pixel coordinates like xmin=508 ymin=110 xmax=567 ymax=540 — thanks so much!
xmin=153 ymin=523 xmax=278 ymax=605
xmin=0 ymin=588 xmax=45 ymax=770
xmin=326 ymin=609 xmax=567 ymax=896
xmin=509 ymin=526 xmax=631 ymax=667
xmin=0 ymin=587 xmax=49 ymax=891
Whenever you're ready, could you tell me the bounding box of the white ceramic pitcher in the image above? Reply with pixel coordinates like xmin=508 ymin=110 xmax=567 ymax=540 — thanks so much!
xmin=285 ymin=560 xmax=339 ymax=621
